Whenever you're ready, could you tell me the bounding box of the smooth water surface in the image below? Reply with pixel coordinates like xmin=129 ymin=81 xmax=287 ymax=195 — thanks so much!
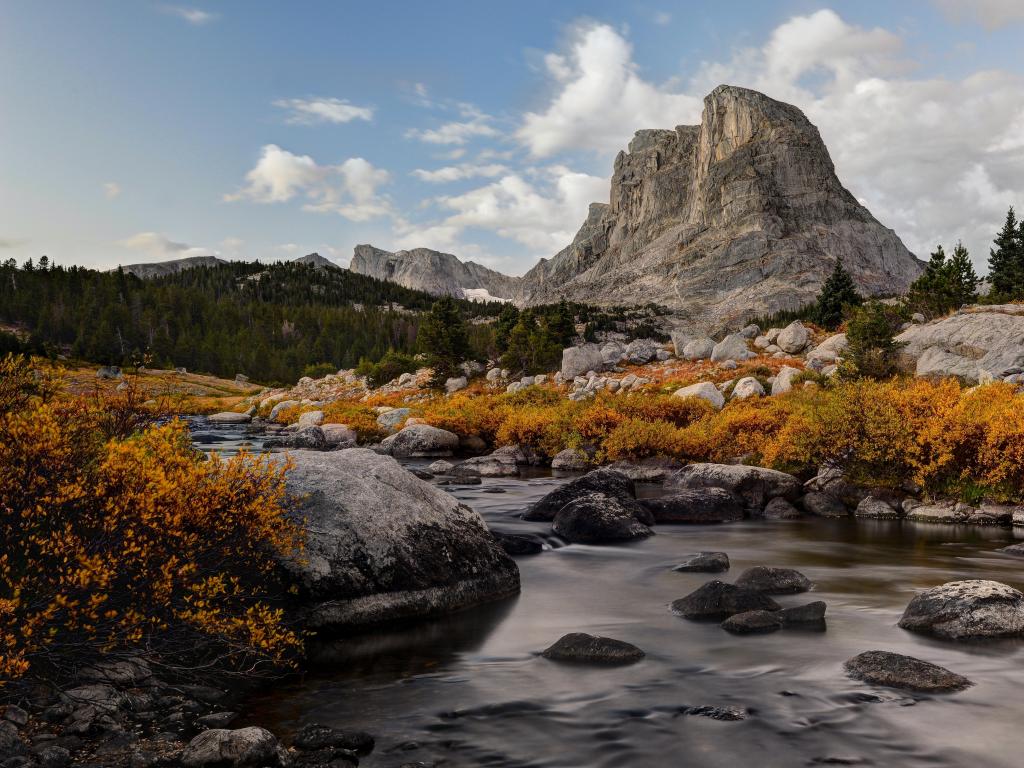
xmin=195 ymin=420 xmax=1024 ymax=767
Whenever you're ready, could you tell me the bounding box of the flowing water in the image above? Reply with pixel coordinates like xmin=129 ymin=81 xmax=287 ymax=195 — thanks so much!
xmin=194 ymin=418 xmax=1024 ymax=768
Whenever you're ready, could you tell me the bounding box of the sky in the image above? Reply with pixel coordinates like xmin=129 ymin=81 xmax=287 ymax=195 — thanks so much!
xmin=1 ymin=1 xmax=1023 ymax=276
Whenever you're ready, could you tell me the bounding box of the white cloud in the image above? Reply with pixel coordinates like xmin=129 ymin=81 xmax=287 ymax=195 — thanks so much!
xmin=162 ymin=6 xmax=218 ymax=25
xmin=397 ymin=166 xmax=606 ymax=261
xmin=274 ymin=97 xmax=374 ymax=125
xmin=118 ymin=232 xmax=217 ymax=260
xmin=653 ymin=11 xmax=672 ymax=27
xmin=411 ymin=163 xmax=509 ymax=183
xmin=933 ymin=0 xmax=1024 ymax=29
xmin=103 ymin=182 xmax=121 ymax=199
xmin=405 ymin=104 xmax=501 ymax=145
xmin=225 ymin=145 xmax=393 ymax=222
xmin=517 ymin=22 xmax=702 ymax=157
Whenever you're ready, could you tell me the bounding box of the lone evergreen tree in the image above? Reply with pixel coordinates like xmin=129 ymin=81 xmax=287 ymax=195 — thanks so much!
xmin=417 ymin=296 xmax=471 ymax=387
xmin=947 ymin=241 xmax=979 ymax=307
xmin=843 ymin=301 xmax=906 ymax=380
xmin=988 ymin=207 xmax=1023 ymax=299
xmin=814 ymin=259 xmax=862 ymax=329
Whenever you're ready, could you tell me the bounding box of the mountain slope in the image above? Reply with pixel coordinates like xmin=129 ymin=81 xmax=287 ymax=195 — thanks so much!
xmin=517 ymin=85 xmax=924 ymax=330
xmin=350 ymin=245 xmax=519 ymax=301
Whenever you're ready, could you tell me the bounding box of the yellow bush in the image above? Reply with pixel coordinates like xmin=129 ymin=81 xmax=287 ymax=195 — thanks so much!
xmin=0 ymin=355 xmax=303 ymax=687
xmin=320 ymin=400 xmax=385 ymax=442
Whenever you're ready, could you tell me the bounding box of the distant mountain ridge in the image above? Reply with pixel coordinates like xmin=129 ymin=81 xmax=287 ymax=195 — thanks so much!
xmin=349 ymin=245 xmax=518 ymax=301
xmin=117 ymin=255 xmax=226 ymax=279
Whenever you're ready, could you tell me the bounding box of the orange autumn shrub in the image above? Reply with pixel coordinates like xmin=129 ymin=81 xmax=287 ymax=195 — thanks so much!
xmin=320 ymin=400 xmax=384 ymax=442
xmin=0 ymin=355 xmax=303 ymax=688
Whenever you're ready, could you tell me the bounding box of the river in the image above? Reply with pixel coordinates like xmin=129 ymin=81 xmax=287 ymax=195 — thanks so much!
xmin=193 ymin=418 xmax=1024 ymax=768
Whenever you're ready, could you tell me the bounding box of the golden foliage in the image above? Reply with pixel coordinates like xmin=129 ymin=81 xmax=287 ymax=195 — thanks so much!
xmin=0 ymin=355 xmax=303 ymax=686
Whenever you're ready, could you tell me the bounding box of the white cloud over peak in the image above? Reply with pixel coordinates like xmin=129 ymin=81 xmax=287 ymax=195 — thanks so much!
xmin=162 ymin=6 xmax=218 ymax=25
xmin=103 ymin=182 xmax=121 ymax=199
xmin=225 ymin=145 xmax=393 ymax=222
xmin=933 ymin=0 xmax=1024 ymax=29
xmin=118 ymin=232 xmax=217 ymax=260
xmin=274 ymin=97 xmax=374 ymax=125
xmin=517 ymin=22 xmax=701 ymax=157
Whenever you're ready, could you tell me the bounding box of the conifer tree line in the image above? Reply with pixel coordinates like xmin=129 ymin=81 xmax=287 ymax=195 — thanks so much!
xmin=988 ymin=206 xmax=1024 ymax=300
xmin=0 ymin=259 xmax=504 ymax=385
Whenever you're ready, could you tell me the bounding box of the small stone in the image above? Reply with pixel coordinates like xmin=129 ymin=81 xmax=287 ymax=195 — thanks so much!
xmin=673 ymin=552 xmax=730 ymax=573
xmin=721 ymin=610 xmax=783 ymax=634
xmin=493 ymin=532 xmax=544 ymax=556
xmin=541 ymin=633 xmax=644 ymax=664
xmin=2 ymin=707 xmax=28 ymax=727
xmin=735 ymin=566 xmax=812 ymax=594
xmin=676 ymin=705 xmax=747 ymax=721
xmin=762 ymin=497 xmax=801 ymax=519
xmin=35 ymin=746 xmax=71 ymax=768
xmin=195 ymin=712 xmax=237 ymax=729
xmin=292 ymin=723 xmax=375 ymax=755
xmin=844 ymin=650 xmax=972 ymax=693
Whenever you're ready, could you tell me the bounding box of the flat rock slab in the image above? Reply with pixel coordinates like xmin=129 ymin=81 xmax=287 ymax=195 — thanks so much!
xmin=541 ymin=633 xmax=644 ymax=665
xmin=640 ymin=488 xmax=743 ymax=524
xmin=898 ymin=579 xmax=1024 ymax=639
xmin=844 ymin=651 xmax=972 ymax=693
xmin=735 ymin=566 xmax=812 ymax=594
xmin=673 ymin=552 xmax=730 ymax=573
xmin=721 ymin=610 xmax=783 ymax=634
xmin=672 ymin=580 xmax=781 ymax=620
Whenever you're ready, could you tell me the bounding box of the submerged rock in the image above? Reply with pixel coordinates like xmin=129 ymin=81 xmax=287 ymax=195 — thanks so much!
xmin=524 ymin=468 xmax=636 ymax=521
xmin=292 ymin=723 xmax=374 ymax=755
xmin=639 ymin=488 xmax=743 ymax=524
xmin=541 ymin=633 xmax=644 ymax=664
xmin=779 ymin=601 xmax=827 ymax=626
xmin=735 ymin=566 xmax=813 ymax=594
xmin=721 ymin=610 xmax=783 ymax=634
xmin=551 ymin=492 xmax=653 ymax=544
xmin=672 ymin=580 xmax=781 ymax=620
xmin=673 ymin=552 xmax=730 ymax=573
xmin=281 ymin=449 xmax=520 ymax=628
xmin=898 ymin=579 xmax=1024 ymax=639
xmin=844 ymin=651 xmax=972 ymax=693
xmin=493 ymin=532 xmax=544 ymax=556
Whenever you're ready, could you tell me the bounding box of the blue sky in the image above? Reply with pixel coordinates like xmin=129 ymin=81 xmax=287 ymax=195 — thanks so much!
xmin=2 ymin=1 xmax=1023 ymax=275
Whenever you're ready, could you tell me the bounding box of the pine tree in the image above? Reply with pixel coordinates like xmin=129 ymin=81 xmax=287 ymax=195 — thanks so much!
xmin=494 ymin=304 xmax=520 ymax=354
xmin=844 ymin=301 xmax=906 ymax=380
xmin=417 ymin=296 xmax=470 ymax=387
xmin=814 ymin=260 xmax=862 ymax=329
xmin=988 ymin=207 xmax=1023 ymax=298
xmin=907 ymin=245 xmax=955 ymax=318
xmin=947 ymin=241 xmax=979 ymax=308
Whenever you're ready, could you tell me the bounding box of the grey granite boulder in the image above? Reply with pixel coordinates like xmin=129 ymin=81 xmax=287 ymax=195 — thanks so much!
xmin=776 ymin=321 xmax=810 ymax=354
xmin=541 ymin=633 xmax=644 ymax=664
xmin=711 ymin=334 xmax=751 ymax=363
xmin=898 ymin=579 xmax=1024 ymax=639
xmin=668 ymin=464 xmax=801 ymax=514
xmin=379 ymin=424 xmax=459 ymax=458
xmin=561 ymin=344 xmax=606 ymax=380
xmin=683 ymin=338 xmax=716 ymax=361
xmin=181 ymin=727 xmax=288 ymax=767
xmin=721 ymin=609 xmax=782 ymax=634
xmin=281 ymin=449 xmax=519 ymax=628
xmin=524 ymin=468 xmax=636 ymax=521
xmin=673 ymin=552 xmax=730 ymax=573
xmin=672 ymin=580 xmax=781 ymax=620
xmin=639 ymin=488 xmax=743 ymax=524
xmin=673 ymin=381 xmax=725 ymax=409
xmin=207 ymin=411 xmax=252 ymax=424
xmin=551 ymin=492 xmax=653 ymax=544
xmin=735 ymin=566 xmax=812 ymax=594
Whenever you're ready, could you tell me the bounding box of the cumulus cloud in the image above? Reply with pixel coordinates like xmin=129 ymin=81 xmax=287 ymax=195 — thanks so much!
xmin=0 ymin=238 xmax=28 ymax=249
xmin=397 ymin=166 xmax=606 ymax=260
xmin=405 ymin=104 xmax=500 ymax=145
xmin=225 ymin=144 xmax=393 ymax=221
xmin=517 ymin=22 xmax=702 ymax=157
xmin=118 ymin=232 xmax=217 ymax=260
xmin=162 ymin=6 xmax=218 ymax=25
xmin=103 ymin=182 xmax=121 ymax=199
xmin=933 ymin=0 xmax=1024 ymax=29
xmin=274 ymin=97 xmax=374 ymax=125
xmin=411 ymin=163 xmax=509 ymax=183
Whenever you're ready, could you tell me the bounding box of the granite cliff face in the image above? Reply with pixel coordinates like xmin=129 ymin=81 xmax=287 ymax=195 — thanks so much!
xmin=350 ymin=245 xmax=518 ymax=301
xmin=517 ymin=85 xmax=924 ymax=330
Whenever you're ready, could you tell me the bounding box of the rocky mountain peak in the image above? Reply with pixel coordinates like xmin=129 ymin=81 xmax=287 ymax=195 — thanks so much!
xmin=517 ymin=84 xmax=924 ymax=332
xmin=349 ymin=244 xmax=518 ymax=301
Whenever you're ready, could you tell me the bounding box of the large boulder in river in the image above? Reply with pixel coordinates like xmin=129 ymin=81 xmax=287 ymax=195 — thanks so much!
xmin=524 ymin=468 xmax=636 ymax=521
xmin=639 ymin=488 xmax=743 ymax=524
xmin=456 ymin=444 xmax=529 ymax=477
xmin=844 ymin=651 xmax=972 ymax=693
xmin=672 ymin=580 xmax=781 ymax=620
xmin=667 ymin=464 xmax=801 ymax=515
xmin=379 ymin=424 xmax=459 ymax=458
xmin=898 ymin=580 xmax=1024 ymax=639
xmin=561 ymin=344 xmax=605 ymax=380
xmin=281 ymin=449 xmax=520 ymax=628
xmin=895 ymin=305 xmax=1024 ymax=383
xmin=551 ymin=492 xmax=653 ymax=544
xmin=721 ymin=609 xmax=782 ymax=635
